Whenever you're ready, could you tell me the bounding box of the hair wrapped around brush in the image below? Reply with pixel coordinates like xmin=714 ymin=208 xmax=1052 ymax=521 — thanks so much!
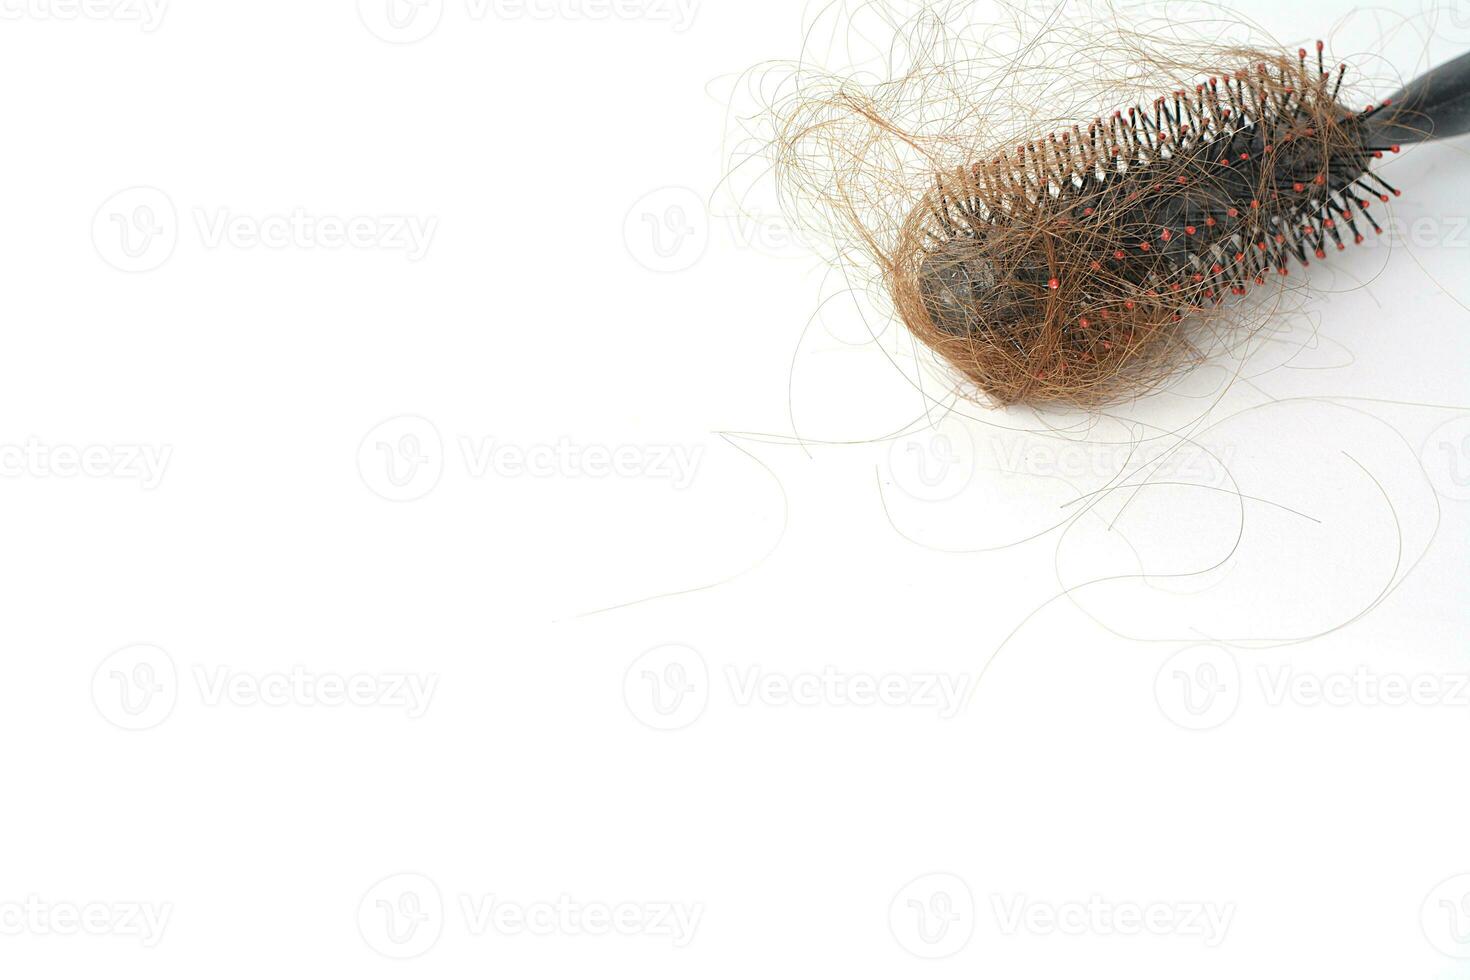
xmin=768 ymin=28 xmax=1468 ymax=407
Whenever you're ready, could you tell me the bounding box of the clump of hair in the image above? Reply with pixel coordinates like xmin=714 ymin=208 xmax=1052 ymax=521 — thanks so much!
xmin=755 ymin=3 xmax=1407 ymax=407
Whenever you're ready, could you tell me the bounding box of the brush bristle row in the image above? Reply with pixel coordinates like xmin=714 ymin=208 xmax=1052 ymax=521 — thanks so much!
xmin=902 ymin=44 xmax=1407 ymax=404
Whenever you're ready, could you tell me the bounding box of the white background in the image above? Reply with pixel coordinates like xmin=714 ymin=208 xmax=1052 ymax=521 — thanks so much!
xmin=2 ymin=0 xmax=1469 ymax=977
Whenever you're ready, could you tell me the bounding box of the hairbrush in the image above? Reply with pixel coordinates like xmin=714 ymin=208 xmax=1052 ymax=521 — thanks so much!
xmin=882 ymin=44 xmax=1470 ymax=405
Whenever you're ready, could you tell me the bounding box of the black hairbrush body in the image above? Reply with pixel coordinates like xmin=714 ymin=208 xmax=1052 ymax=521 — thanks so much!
xmin=1371 ymin=48 xmax=1470 ymax=144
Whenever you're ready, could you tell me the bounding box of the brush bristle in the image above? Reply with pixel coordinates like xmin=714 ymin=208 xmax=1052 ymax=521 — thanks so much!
xmin=898 ymin=44 xmax=1406 ymax=406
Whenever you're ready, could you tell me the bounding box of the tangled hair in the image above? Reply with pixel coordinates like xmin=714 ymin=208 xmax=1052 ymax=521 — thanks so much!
xmin=754 ymin=2 xmax=1401 ymax=407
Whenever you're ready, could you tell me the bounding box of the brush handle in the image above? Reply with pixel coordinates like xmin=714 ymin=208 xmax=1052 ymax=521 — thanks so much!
xmin=1368 ymin=49 xmax=1470 ymax=144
